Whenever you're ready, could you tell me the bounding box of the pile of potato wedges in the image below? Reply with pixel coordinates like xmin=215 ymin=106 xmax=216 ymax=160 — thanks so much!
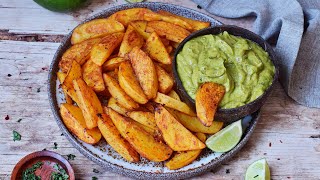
xmin=57 ymin=8 xmax=225 ymax=170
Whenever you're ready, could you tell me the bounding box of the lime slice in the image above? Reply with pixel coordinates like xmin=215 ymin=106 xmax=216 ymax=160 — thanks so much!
xmin=245 ymin=159 xmax=271 ymax=180
xmin=34 ymin=0 xmax=86 ymax=12
xmin=205 ymin=119 xmax=242 ymax=152
xmin=125 ymin=0 xmax=145 ymax=3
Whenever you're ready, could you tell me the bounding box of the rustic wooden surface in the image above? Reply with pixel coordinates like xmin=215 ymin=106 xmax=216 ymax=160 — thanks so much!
xmin=0 ymin=0 xmax=319 ymax=179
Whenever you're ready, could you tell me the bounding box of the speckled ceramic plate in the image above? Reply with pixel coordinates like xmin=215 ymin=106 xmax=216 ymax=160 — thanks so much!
xmin=48 ymin=2 xmax=261 ymax=179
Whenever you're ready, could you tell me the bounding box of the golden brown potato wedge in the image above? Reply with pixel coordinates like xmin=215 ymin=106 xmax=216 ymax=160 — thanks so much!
xmin=155 ymin=64 xmax=174 ymax=94
xmin=143 ymin=101 xmax=156 ymax=113
xmin=158 ymin=10 xmax=210 ymax=31
xmin=63 ymin=60 xmax=82 ymax=90
xmin=57 ymin=72 xmax=67 ymax=84
xmin=118 ymin=61 xmax=148 ymax=104
xmin=156 ymin=62 xmax=173 ymax=73
xmin=82 ymin=59 xmax=105 ymax=92
xmin=71 ymin=18 xmax=125 ymax=44
xmin=143 ymin=11 xmax=192 ymax=30
xmin=59 ymin=37 xmax=101 ymax=73
xmin=155 ymin=105 xmax=205 ymax=151
xmin=167 ymin=108 xmax=224 ymax=134
xmin=144 ymin=32 xmax=171 ymax=65
xmin=108 ymin=8 xmax=152 ymax=27
xmin=60 ymin=103 xmax=101 ymax=144
xmin=118 ymin=25 xmax=144 ymax=57
xmin=73 ymin=78 xmax=103 ymax=129
xmin=108 ymin=108 xmax=173 ymax=161
xmin=126 ymin=111 xmax=157 ymax=130
xmin=168 ymin=90 xmax=181 ymax=101
xmin=128 ymin=47 xmax=158 ymax=99
xmin=103 ymin=73 xmax=139 ymax=110
xmin=196 ymin=82 xmax=225 ymax=127
xmin=129 ymin=20 xmax=151 ymax=39
xmin=106 ymin=69 xmax=118 ymax=80
xmin=153 ymin=92 xmax=195 ymax=116
xmin=102 ymin=57 xmax=125 ymax=72
xmin=146 ymin=21 xmax=191 ymax=43
xmin=57 ymin=72 xmax=73 ymax=104
xmin=106 ymin=98 xmax=128 ymax=116
xmin=165 ymin=132 xmax=206 ymax=170
xmin=90 ymin=32 xmax=124 ymax=66
xmin=61 ymin=84 xmax=79 ymax=105
xmin=97 ymin=113 xmax=140 ymax=162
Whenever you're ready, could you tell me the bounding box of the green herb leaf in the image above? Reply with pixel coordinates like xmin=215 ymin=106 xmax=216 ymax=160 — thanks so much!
xmin=13 ymin=130 xmax=21 ymax=141
xmin=53 ymin=142 xmax=58 ymax=149
xmin=92 ymin=177 xmax=98 ymax=180
xmin=67 ymin=154 xmax=76 ymax=160
xmin=51 ymin=163 xmax=69 ymax=180
xmin=22 ymin=161 xmax=43 ymax=180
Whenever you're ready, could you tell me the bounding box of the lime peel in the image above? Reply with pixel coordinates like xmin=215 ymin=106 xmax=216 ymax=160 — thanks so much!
xmin=245 ymin=158 xmax=271 ymax=180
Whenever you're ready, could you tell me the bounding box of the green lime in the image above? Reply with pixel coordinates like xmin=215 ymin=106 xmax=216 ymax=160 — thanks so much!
xmin=125 ymin=0 xmax=145 ymax=3
xmin=245 ymin=159 xmax=271 ymax=180
xmin=205 ymin=119 xmax=242 ymax=152
xmin=34 ymin=0 xmax=87 ymax=12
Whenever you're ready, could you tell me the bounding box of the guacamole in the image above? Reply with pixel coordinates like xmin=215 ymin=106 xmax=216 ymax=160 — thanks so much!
xmin=176 ymin=31 xmax=275 ymax=109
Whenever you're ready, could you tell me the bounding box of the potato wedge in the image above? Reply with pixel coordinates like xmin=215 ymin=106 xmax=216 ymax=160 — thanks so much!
xmin=82 ymin=59 xmax=105 ymax=92
xmin=196 ymin=82 xmax=225 ymax=127
xmin=146 ymin=21 xmax=190 ymax=43
xmin=153 ymin=92 xmax=195 ymax=116
xmin=160 ymin=38 xmax=170 ymax=46
xmin=103 ymin=73 xmax=139 ymax=110
xmin=143 ymin=102 xmax=156 ymax=113
xmin=61 ymin=84 xmax=79 ymax=105
xmin=90 ymin=32 xmax=124 ymax=66
xmin=97 ymin=113 xmax=140 ymax=162
xmin=57 ymin=72 xmax=67 ymax=84
xmin=167 ymin=108 xmax=224 ymax=134
xmin=171 ymin=41 xmax=180 ymax=49
xmin=158 ymin=10 xmax=210 ymax=31
xmin=102 ymin=57 xmax=125 ymax=72
xmin=60 ymin=103 xmax=101 ymax=144
xmin=106 ymin=69 xmax=118 ymax=80
xmin=108 ymin=108 xmax=173 ymax=161
xmin=126 ymin=111 xmax=157 ymax=130
xmin=108 ymin=8 xmax=152 ymax=27
xmin=118 ymin=61 xmax=148 ymax=104
xmin=165 ymin=132 xmax=206 ymax=170
xmin=71 ymin=18 xmax=125 ymax=44
xmin=129 ymin=20 xmax=151 ymax=39
xmin=144 ymin=32 xmax=171 ymax=65
xmin=144 ymin=11 xmax=192 ymax=30
xmin=73 ymin=78 xmax=103 ymax=129
xmin=155 ymin=105 xmax=205 ymax=151
xmin=168 ymin=90 xmax=181 ymax=101
xmin=118 ymin=25 xmax=144 ymax=57
xmin=105 ymin=98 xmax=128 ymax=116
xmin=59 ymin=37 xmax=101 ymax=73
xmin=155 ymin=64 xmax=174 ymax=94
xmin=128 ymin=47 xmax=158 ymax=99
xmin=63 ymin=60 xmax=82 ymax=90
xmin=57 ymin=72 xmax=73 ymax=104
xmin=166 ymin=45 xmax=173 ymax=54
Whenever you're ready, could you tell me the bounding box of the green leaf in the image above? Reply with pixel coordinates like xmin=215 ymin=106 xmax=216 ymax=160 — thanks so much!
xmin=13 ymin=130 xmax=21 ymax=141
xmin=66 ymin=154 xmax=76 ymax=160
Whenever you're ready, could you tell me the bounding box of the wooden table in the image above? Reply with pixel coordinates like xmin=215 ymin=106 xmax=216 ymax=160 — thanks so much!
xmin=1 ymin=0 xmax=319 ymax=179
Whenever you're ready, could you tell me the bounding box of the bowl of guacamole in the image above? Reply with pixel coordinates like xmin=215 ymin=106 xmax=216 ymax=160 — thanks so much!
xmin=173 ymin=25 xmax=279 ymax=122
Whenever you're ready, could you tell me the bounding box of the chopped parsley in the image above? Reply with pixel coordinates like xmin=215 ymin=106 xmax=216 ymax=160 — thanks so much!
xmin=22 ymin=161 xmax=43 ymax=180
xmin=51 ymin=163 xmax=69 ymax=180
xmin=92 ymin=177 xmax=98 ymax=180
xmin=66 ymin=154 xmax=76 ymax=160
xmin=13 ymin=130 xmax=21 ymax=141
xmin=53 ymin=142 xmax=58 ymax=149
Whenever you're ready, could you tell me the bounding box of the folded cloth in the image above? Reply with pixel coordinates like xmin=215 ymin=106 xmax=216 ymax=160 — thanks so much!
xmin=193 ymin=0 xmax=320 ymax=108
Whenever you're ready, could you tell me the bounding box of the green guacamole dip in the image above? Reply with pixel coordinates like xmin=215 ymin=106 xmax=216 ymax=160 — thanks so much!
xmin=176 ymin=31 xmax=275 ymax=109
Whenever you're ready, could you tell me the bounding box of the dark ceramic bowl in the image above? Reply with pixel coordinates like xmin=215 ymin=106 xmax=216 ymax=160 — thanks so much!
xmin=48 ymin=2 xmax=262 ymax=179
xmin=173 ymin=25 xmax=279 ymax=123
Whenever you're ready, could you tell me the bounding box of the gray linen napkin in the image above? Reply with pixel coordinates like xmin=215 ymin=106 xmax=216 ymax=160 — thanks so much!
xmin=193 ymin=0 xmax=320 ymax=108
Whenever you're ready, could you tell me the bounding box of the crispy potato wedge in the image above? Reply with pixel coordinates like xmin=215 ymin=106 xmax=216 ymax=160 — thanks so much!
xmin=119 ymin=25 xmax=144 ymax=57
xmin=63 ymin=60 xmax=82 ymax=90
xmin=61 ymin=84 xmax=79 ymax=105
xmin=146 ymin=21 xmax=190 ymax=43
xmin=160 ymin=38 xmax=170 ymax=46
xmin=158 ymin=10 xmax=210 ymax=31
xmin=153 ymin=92 xmax=195 ymax=116
xmin=196 ymin=82 xmax=225 ymax=127
xmin=168 ymin=90 xmax=181 ymax=101
xmin=156 ymin=62 xmax=172 ymax=73
xmin=97 ymin=113 xmax=140 ymax=162
xmin=126 ymin=111 xmax=157 ymax=130
xmin=59 ymin=37 xmax=101 ymax=73
xmin=57 ymin=72 xmax=73 ymax=104
xmin=106 ymin=98 xmax=128 ymax=116
xmin=57 ymin=72 xmax=67 ymax=84
xmin=90 ymin=32 xmax=124 ymax=66
xmin=60 ymin=103 xmax=101 ymax=144
xmin=118 ymin=61 xmax=148 ymax=104
xmin=167 ymin=108 xmax=224 ymax=134
xmin=108 ymin=8 xmax=152 ymax=27
xmin=73 ymin=78 xmax=103 ymax=129
xmin=103 ymin=73 xmax=139 ymax=110
xmin=102 ymin=57 xmax=125 ymax=72
xmin=144 ymin=32 xmax=171 ymax=65
xmin=143 ymin=102 xmax=156 ymax=113
xmin=165 ymin=132 xmax=206 ymax=170
xmin=129 ymin=20 xmax=151 ymax=39
xmin=155 ymin=64 xmax=174 ymax=94
xmin=82 ymin=59 xmax=105 ymax=92
xmin=108 ymin=108 xmax=173 ymax=161
xmin=71 ymin=18 xmax=125 ymax=44
xmin=106 ymin=69 xmax=118 ymax=80
xmin=155 ymin=105 xmax=205 ymax=151
xmin=128 ymin=47 xmax=158 ymax=99
xmin=144 ymin=11 xmax=192 ymax=30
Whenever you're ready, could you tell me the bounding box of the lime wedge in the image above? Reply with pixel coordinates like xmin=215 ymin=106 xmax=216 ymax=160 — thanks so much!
xmin=245 ymin=159 xmax=271 ymax=180
xmin=205 ymin=119 xmax=242 ymax=152
xmin=125 ymin=0 xmax=145 ymax=3
xmin=34 ymin=0 xmax=86 ymax=12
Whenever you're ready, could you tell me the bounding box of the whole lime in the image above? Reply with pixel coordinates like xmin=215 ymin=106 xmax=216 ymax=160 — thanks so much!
xmin=34 ymin=0 xmax=87 ymax=12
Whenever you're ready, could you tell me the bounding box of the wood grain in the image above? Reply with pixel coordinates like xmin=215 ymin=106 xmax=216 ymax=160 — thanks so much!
xmin=0 ymin=0 xmax=319 ymax=180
